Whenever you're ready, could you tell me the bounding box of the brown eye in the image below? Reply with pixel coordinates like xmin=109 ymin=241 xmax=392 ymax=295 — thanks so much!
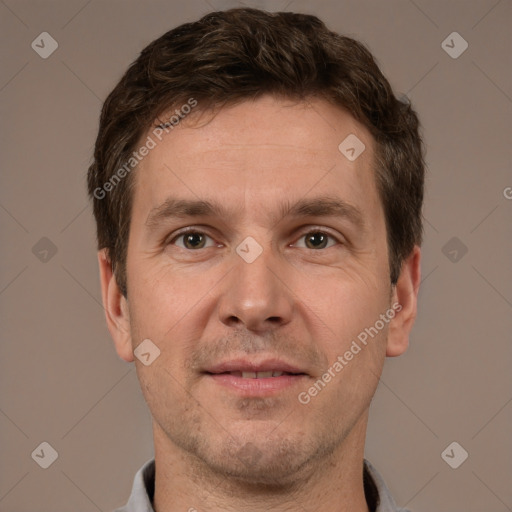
xmin=183 ymin=233 xmax=206 ymax=249
xmin=305 ymin=232 xmax=329 ymax=249
xmin=295 ymin=230 xmax=338 ymax=250
xmin=172 ymin=231 xmax=215 ymax=250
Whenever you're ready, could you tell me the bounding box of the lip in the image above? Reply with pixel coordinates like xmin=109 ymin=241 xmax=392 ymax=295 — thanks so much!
xmin=204 ymin=358 xmax=306 ymax=375
xmin=205 ymin=373 xmax=308 ymax=396
xmin=203 ymin=358 xmax=309 ymax=397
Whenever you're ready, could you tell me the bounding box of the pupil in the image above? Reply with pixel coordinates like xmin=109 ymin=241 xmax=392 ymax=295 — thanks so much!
xmin=307 ymin=232 xmax=326 ymax=249
xmin=185 ymin=233 xmax=204 ymax=249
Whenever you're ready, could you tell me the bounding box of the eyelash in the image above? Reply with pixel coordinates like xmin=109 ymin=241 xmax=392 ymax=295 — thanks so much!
xmin=167 ymin=227 xmax=342 ymax=250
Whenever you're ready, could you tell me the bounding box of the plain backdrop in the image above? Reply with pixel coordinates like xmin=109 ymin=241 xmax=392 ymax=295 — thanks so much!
xmin=1 ymin=0 xmax=511 ymax=511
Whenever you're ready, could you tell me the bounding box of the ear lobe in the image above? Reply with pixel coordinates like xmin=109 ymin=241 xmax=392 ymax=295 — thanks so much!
xmin=386 ymin=245 xmax=421 ymax=357
xmin=98 ymin=249 xmax=134 ymax=362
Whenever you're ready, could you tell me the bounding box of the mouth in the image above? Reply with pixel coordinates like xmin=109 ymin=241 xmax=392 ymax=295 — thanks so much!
xmin=203 ymin=359 xmax=309 ymax=396
xmin=210 ymin=370 xmax=303 ymax=379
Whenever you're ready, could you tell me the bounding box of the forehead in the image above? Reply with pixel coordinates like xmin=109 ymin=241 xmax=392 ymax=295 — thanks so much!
xmin=131 ymin=95 xmax=381 ymax=227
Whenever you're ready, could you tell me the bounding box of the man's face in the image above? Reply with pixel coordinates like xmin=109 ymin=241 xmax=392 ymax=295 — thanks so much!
xmin=121 ymin=95 xmax=396 ymax=485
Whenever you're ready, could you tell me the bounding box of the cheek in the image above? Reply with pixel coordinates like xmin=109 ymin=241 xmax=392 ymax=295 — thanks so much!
xmin=294 ymin=267 xmax=388 ymax=347
xmin=313 ymin=317 xmax=387 ymax=411
xmin=127 ymin=258 xmax=205 ymax=336
xmin=126 ymin=261 xmax=216 ymax=386
xmin=135 ymin=363 xmax=196 ymax=434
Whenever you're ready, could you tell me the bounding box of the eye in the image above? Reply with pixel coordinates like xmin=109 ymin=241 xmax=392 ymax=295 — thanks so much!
xmin=293 ymin=230 xmax=339 ymax=250
xmin=171 ymin=230 xmax=217 ymax=250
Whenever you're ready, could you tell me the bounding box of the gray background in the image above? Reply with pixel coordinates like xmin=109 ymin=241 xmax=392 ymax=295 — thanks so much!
xmin=1 ymin=0 xmax=511 ymax=510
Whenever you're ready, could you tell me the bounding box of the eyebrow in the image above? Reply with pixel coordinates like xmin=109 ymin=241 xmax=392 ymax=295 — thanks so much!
xmin=145 ymin=195 xmax=366 ymax=232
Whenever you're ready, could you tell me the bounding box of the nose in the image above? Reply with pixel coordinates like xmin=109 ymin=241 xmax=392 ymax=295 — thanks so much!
xmin=217 ymin=242 xmax=294 ymax=333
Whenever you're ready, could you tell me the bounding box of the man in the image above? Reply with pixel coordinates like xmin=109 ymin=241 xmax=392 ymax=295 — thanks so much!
xmin=88 ymin=7 xmax=423 ymax=512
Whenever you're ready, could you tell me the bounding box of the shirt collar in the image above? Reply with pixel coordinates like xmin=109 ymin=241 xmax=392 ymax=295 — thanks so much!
xmin=116 ymin=457 xmax=408 ymax=512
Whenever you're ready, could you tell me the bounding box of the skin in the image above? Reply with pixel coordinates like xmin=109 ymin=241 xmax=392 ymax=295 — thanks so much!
xmin=98 ymin=95 xmax=421 ymax=512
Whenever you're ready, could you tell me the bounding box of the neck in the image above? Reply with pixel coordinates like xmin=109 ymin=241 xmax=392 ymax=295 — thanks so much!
xmin=152 ymin=413 xmax=371 ymax=512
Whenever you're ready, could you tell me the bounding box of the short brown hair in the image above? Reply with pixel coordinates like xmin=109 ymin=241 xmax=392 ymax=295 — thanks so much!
xmin=87 ymin=7 xmax=425 ymax=297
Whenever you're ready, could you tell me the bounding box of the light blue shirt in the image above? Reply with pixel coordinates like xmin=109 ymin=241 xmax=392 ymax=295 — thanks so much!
xmin=113 ymin=458 xmax=411 ymax=512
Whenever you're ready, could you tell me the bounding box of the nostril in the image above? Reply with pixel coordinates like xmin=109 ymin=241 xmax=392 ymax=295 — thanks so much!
xmin=221 ymin=316 xmax=242 ymax=328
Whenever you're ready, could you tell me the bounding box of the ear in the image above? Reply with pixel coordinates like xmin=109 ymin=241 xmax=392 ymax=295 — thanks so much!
xmin=98 ymin=249 xmax=134 ymax=362
xmin=386 ymin=245 xmax=421 ymax=357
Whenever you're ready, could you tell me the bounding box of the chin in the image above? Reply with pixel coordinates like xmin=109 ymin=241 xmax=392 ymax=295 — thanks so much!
xmin=197 ymin=433 xmax=323 ymax=488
